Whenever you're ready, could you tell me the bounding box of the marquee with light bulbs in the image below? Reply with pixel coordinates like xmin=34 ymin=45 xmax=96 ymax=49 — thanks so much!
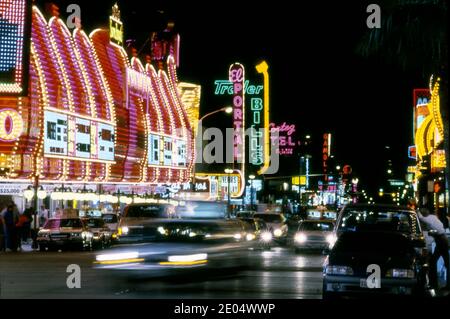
xmin=0 ymin=2 xmax=195 ymax=188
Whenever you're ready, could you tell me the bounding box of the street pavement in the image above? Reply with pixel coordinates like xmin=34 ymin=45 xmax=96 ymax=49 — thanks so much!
xmin=0 ymin=246 xmax=325 ymax=299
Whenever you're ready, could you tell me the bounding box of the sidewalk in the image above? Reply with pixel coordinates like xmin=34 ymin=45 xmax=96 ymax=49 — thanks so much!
xmin=0 ymin=242 xmax=38 ymax=253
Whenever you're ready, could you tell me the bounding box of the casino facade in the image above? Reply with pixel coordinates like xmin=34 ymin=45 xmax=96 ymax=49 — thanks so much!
xmin=0 ymin=1 xmax=197 ymax=209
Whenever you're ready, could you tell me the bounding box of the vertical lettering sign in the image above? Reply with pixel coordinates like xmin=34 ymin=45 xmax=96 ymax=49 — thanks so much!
xmin=0 ymin=0 xmax=30 ymax=95
xmin=413 ymin=88 xmax=431 ymax=141
xmin=250 ymin=94 xmax=264 ymax=165
xmin=323 ymin=133 xmax=330 ymax=182
xmin=229 ymin=63 xmax=245 ymax=164
xmin=213 ymin=76 xmax=263 ymax=167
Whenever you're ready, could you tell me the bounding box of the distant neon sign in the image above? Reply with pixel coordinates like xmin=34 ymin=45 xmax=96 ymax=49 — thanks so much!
xmin=270 ymin=122 xmax=297 ymax=155
xmin=109 ymin=3 xmax=123 ymax=46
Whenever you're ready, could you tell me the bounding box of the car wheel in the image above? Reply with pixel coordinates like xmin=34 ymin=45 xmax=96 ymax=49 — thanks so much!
xmin=39 ymin=244 xmax=46 ymax=252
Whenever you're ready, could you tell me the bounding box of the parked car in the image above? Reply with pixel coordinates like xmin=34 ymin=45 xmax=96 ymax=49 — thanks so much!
xmin=82 ymin=217 xmax=113 ymax=249
xmin=323 ymin=204 xmax=428 ymax=299
xmin=293 ymin=220 xmax=336 ymax=253
xmin=37 ymin=218 xmax=93 ymax=251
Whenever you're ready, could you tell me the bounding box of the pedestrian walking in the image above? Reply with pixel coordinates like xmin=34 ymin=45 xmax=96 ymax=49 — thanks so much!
xmin=418 ymin=208 xmax=450 ymax=290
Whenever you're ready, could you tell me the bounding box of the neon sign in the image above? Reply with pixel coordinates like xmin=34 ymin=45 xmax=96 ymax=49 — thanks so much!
xmin=250 ymin=97 xmax=263 ymax=165
xmin=323 ymin=133 xmax=331 ymax=181
xmin=0 ymin=0 xmax=29 ymax=95
xmin=229 ymin=63 xmax=245 ymax=164
xmin=413 ymin=88 xmax=430 ymax=141
xmin=270 ymin=122 xmax=297 ymax=155
xmin=0 ymin=109 xmax=24 ymax=141
xmin=44 ymin=111 xmax=115 ymax=161
xmin=109 ymin=3 xmax=123 ymax=46
xmin=214 ymin=80 xmax=263 ymax=95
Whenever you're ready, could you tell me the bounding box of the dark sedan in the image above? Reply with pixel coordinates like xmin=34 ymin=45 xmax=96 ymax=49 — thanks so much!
xmin=323 ymin=205 xmax=429 ymax=298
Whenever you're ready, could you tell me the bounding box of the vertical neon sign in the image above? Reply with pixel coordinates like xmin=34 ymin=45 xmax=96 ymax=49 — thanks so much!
xmin=229 ymin=63 xmax=245 ymax=168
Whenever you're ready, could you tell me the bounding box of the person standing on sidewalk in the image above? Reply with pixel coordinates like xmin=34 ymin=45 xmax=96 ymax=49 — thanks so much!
xmin=1 ymin=204 xmax=19 ymax=251
xmin=418 ymin=208 xmax=450 ymax=290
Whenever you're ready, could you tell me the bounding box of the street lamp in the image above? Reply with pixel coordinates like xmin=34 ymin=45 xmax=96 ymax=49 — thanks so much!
xmin=224 ymin=168 xmax=233 ymax=218
xmin=336 ymin=165 xmax=341 ymax=171
xmin=199 ymin=106 xmax=232 ymax=122
xmin=249 ymin=174 xmax=255 ymax=210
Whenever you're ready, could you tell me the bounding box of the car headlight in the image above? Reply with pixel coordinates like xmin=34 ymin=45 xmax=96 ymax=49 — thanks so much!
xmin=273 ymin=229 xmax=283 ymax=237
xmin=234 ymin=233 xmax=242 ymax=240
xmin=118 ymin=226 xmax=129 ymax=236
xmin=261 ymin=232 xmax=272 ymax=242
xmin=386 ymin=268 xmax=415 ymax=278
xmin=294 ymin=233 xmax=307 ymax=243
xmin=71 ymin=232 xmax=81 ymax=237
xmin=326 ymin=234 xmax=337 ymax=247
xmin=82 ymin=231 xmax=93 ymax=239
xmin=326 ymin=265 xmax=354 ymax=275
xmin=246 ymin=233 xmax=255 ymax=241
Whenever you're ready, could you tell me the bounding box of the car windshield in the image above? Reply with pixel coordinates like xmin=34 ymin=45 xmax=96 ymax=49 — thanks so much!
xmin=45 ymin=219 xmax=83 ymax=229
xmin=253 ymin=214 xmax=283 ymax=223
xmin=338 ymin=208 xmax=420 ymax=235
xmin=125 ymin=204 xmax=173 ymax=218
xmin=239 ymin=219 xmax=257 ymax=231
xmin=84 ymin=218 xmax=104 ymax=228
xmin=299 ymin=222 xmax=334 ymax=231
xmin=102 ymin=214 xmax=118 ymax=223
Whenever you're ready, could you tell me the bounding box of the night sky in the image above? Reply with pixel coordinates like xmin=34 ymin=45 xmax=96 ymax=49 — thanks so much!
xmin=36 ymin=0 xmax=427 ymax=196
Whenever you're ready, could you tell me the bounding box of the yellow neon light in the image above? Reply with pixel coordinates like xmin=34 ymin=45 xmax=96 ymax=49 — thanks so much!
xmin=415 ymin=115 xmax=432 ymax=159
xmin=431 ymin=78 xmax=444 ymax=139
xmin=159 ymin=260 xmax=207 ymax=266
xmin=255 ymin=61 xmax=270 ymax=175
xmin=94 ymin=258 xmax=144 ymax=265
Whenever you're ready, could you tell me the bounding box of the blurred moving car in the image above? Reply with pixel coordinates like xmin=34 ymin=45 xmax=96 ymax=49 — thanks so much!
xmin=93 ymin=219 xmax=254 ymax=279
xmin=253 ymin=212 xmax=288 ymax=243
xmin=82 ymin=217 xmax=113 ymax=249
xmin=323 ymin=204 xmax=428 ymax=298
xmin=238 ymin=217 xmax=273 ymax=249
xmin=37 ymin=218 xmax=93 ymax=251
xmin=117 ymin=203 xmax=177 ymax=243
xmin=293 ymin=220 xmax=336 ymax=253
